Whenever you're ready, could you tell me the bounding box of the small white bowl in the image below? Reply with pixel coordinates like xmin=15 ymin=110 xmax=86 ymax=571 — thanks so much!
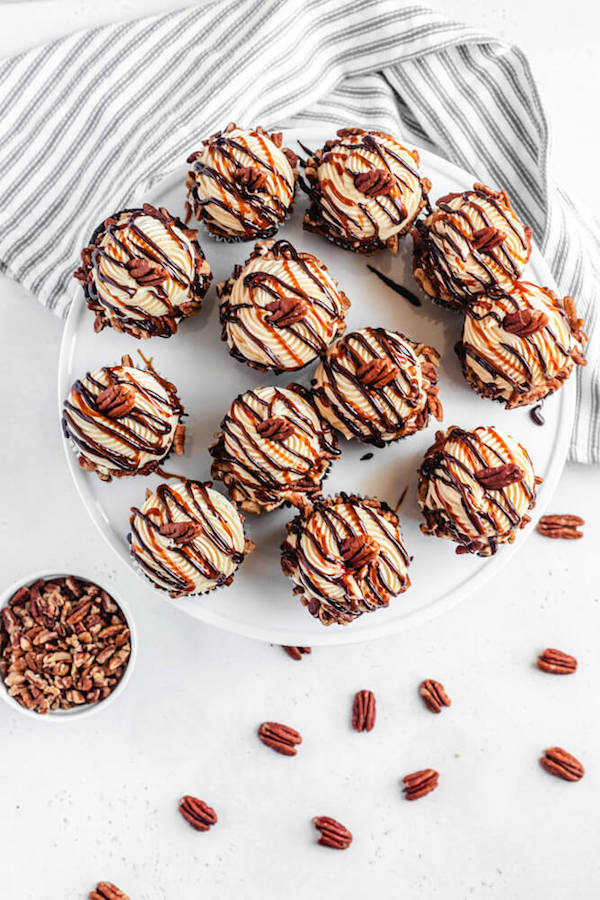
xmin=0 ymin=570 xmax=136 ymax=721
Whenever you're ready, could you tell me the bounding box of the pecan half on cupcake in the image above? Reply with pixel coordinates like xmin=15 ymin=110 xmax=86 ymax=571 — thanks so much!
xmin=418 ymin=425 xmax=541 ymax=556
xmin=301 ymin=127 xmax=430 ymax=254
xmin=129 ymin=480 xmax=253 ymax=597
xmin=74 ymin=204 xmax=211 ymax=338
xmin=312 ymin=326 xmax=442 ymax=446
xmin=210 ymin=384 xmax=339 ymax=514
xmin=281 ymin=493 xmax=411 ymax=625
xmin=457 ymin=282 xmax=587 ymax=407
xmin=186 ymin=123 xmax=298 ymax=242
xmin=218 ymin=239 xmax=350 ymax=372
xmin=412 ymin=183 xmax=532 ymax=310
xmin=62 ymin=355 xmax=185 ymax=482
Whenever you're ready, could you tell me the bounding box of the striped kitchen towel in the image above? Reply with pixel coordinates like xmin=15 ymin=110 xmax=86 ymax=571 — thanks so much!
xmin=0 ymin=0 xmax=598 ymax=462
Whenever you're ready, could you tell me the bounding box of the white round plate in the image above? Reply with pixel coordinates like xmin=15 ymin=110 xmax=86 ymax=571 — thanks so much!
xmin=58 ymin=126 xmax=573 ymax=646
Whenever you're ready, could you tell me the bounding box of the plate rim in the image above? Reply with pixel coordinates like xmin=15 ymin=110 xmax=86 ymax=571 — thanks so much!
xmin=57 ymin=128 xmax=573 ymax=646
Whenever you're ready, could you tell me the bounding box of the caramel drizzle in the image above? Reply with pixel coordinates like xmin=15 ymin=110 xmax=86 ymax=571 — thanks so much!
xmin=222 ymin=240 xmax=345 ymax=369
xmin=88 ymin=209 xmax=196 ymax=320
xmin=287 ymin=495 xmax=409 ymax=619
xmin=130 ymin=481 xmax=243 ymax=596
xmin=211 ymin=386 xmax=338 ymax=505
xmin=316 ymin=327 xmax=422 ymax=445
xmin=190 ymin=131 xmax=294 ymax=236
xmin=62 ymin=366 xmax=180 ymax=472
xmin=420 ymin=427 xmax=534 ymax=552
xmin=463 ymin=285 xmax=572 ymax=396
xmin=417 ymin=187 xmax=529 ymax=302
xmin=304 ymin=132 xmax=424 ymax=242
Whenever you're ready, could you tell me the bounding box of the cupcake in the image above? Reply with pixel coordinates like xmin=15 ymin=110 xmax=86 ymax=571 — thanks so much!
xmin=209 ymin=384 xmax=339 ymax=514
xmin=281 ymin=493 xmax=411 ymax=626
xmin=301 ymin=127 xmax=430 ymax=254
xmin=412 ymin=182 xmax=532 ymax=310
xmin=217 ymin=239 xmax=350 ymax=372
xmin=186 ymin=123 xmax=298 ymax=242
xmin=62 ymin=354 xmax=185 ymax=482
xmin=418 ymin=425 xmax=541 ymax=557
xmin=312 ymin=327 xmax=442 ymax=446
xmin=129 ymin=480 xmax=253 ymax=597
xmin=458 ymin=283 xmax=587 ymax=407
xmin=74 ymin=204 xmax=212 ymax=339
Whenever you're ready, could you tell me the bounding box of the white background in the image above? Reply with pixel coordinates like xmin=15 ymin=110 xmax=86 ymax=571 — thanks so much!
xmin=1 ymin=2 xmax=599 ymax=898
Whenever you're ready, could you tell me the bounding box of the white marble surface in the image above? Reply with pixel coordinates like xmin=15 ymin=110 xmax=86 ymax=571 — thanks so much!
xmin=1 ymin=2 xmax=599 ymax=898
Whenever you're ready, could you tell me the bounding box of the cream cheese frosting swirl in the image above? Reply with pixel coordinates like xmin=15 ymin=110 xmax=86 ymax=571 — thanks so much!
xmin=312 ymin=327 xmax=442 ymax=446
xmin=302 ymin=127 xmax=430 ymax=253
xmin=459 ymin=282 xmax=587 ymax=408
xmin=74 ymin=204 xmax=211 ymax=339
xmin=418 ymin=425 xmax=540 ymax=557
xmin=186 ymin=123 xmax=298 ymax=241
xmin=129 ymin=480 xmax=251 ymax=597
xmin=218 ymin=239 xmax=350 ymax=372
xmin=62 ymin=359 xmax=184 ymax=481
xmin=281 ymin=493 xmax=411 ymax=626
xmin=210 ymin=384 xmax=339 ymax=513
xmin=412 ymin=183 xmax=532 ymax=309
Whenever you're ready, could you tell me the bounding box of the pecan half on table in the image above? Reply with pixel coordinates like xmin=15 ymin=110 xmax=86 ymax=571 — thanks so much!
xmin=258 ymin=721 xmax=302 ymax=756
xmin=281 ymin=645 xmax=311 ymax=660
xmin=89 ymin=883 xmax=130 ymax=900
xmin=313 ymin=815 xmax=353 ymax=849
xmin=536 ymin=514 xmax=584 ymax=540
xmin=179 ymin=795 xmax=218 ymax=831
xmin=352 ymin=689 xmax=376 ymax=732
xmin=537 ymin=648 xmax=577 ymax=675
xmin=402 ymin=768 xmax=439 ymax=800
xmin=540 ymin=747 xmax=584 ymax=782
xmin=419 ymin=679 xmax=451 ymax=713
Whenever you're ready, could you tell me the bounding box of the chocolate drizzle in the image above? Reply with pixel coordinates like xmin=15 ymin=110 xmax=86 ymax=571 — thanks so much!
xmin=210 ymin=384 xmax=339 ymax=513
xmin=530 ymin=402 xmax=545 ymax=426
xmin=129 ymin=480 xmax=247 ymax=597
xmin=281 ymin=493 xmax=411 ymax=626
xmin=313 ymin=326 xmax=440 ymax=446
xmin=186 ymin=124 xmax=298 ymax=240
xmin=62 ymin=362 xmax=183 ymax=480
xmin=218 ymin=239 xmax=349 ymax=372
xmin=366 ymin=265 xmax=422 ymax=306
xmin=418 ymin=426 xmax=538 ymax=557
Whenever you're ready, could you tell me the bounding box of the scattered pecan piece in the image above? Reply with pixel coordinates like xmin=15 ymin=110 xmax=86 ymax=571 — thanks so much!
xmin=563 ymin=295 xmax=585 ymax=333
xmin=258 ymin=721 xmax=302 ymax=756
xmin=234 ymin=165 xmax=267 ymax=192
xmin=173 ymin=423 xmax=186 ymax=456
xmin=352 ymin=690 xmax=376 ymax=733
xmin=159 ymin=521 xmax=203 ymax=545
xmin=96 ymin=384 xmax=136 ymax=419
xmin=419 ymin=679 xmax=451 ymax=714
xmin=282 ymin=645 xmax=311 ymax=660
xmin=265 ymin=296 xmax=308 ymax=327
xmin=283 ymin=146 xmax=298 ymax=168
xmin=356 ymin=358 xmax=398 ymax=389
xmin=402 ymin=768 xmax=439 ymax=801
xmin=503 ymin=308 xmax=549 ymax=337
xmin=540 ymin=747 xmax=584 ymax=782
xmin=256 ymin=416 xmax=294 ymax=442
xmin=471 ymin=226 xmax=506 ymax=251
xmin=474 ymin=463 xmax=523 ymax=490
xmin=354 ymin=168 xmax=394 ymax=197
xmin=89 ymin=882 xmax=130 ymax=900
xmin=537 ymin=648 xmax=577 ymax=675
xmin=126 ymin=257 xmax=167 ymax=286
xmin=313 ymin=816 xmax=353 ymax=850
xmin=340 ymin=535 xmax=380 ymax=569
xmin=537 ymin=514 xmax=584 ymax=540
xmin=179 ymin=795 xmax=218 ymax=831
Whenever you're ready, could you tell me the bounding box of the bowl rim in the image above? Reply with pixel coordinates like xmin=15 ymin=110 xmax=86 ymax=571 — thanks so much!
xmin=0 ymin=569 xmax=137 ymax=722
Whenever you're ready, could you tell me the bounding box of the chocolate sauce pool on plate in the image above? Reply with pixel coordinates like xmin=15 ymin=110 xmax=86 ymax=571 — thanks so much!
xmin=366 ymin=265 xmax=422 ymax=307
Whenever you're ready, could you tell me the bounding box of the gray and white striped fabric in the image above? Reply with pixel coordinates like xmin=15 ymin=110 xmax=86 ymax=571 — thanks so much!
xmin=0 ymin=0 xmax=598 ymax=462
